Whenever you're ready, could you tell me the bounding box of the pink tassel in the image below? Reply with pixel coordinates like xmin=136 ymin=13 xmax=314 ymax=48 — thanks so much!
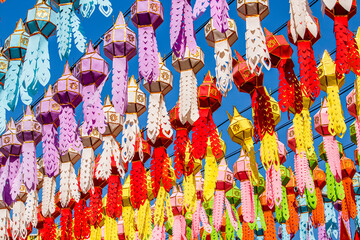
xmin=318 ymin=224 xmax=329 ymax=240
xmin=59 ymin=106 xmax=82 ymax=154
xmin=192 ymin=201 xmax=201 ymax=238
xmin=225 ymin=198 xmax=239 ymax=231
xmin=356 ymin=120 xmax=360 ymax=151
xmin=266 ymin=168 xmax=275 ymax=209
xmin=240 ymin=180 xmax=255 ymax=223
xmin=162 ymin=225 xmax=166 ymax=240
xmin=210 ymin=0 xmax=229 ymax=33
xmin=273 ymin=166 xmax=283 ymax=207
xmin=323 ymin=135 xmax=342 ymax=182
xmin=213 ymin=190 xmax=225 ymax=231
xmin=181 ymin=215 xmax=187 ymax=239
xmin=151 ymin=225 xmax=163 ymax=239
xmin=43 ymin=124 xmax=59 ymax=177
xmin=295 ymin=152 xmax=305 ymax=195
xmin=199 ymin=202 xmax=212 ymax=233
xmin=22 ymin=142 xmax=37 ymax=191
xmin=112 ymin=57 xmax=128 ymax=115
xmin=173 ymin=216 xmax=181 ymax=240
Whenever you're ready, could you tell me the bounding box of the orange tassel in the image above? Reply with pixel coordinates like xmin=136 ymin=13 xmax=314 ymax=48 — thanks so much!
xmin=264 ymin=210 xmax=277 ymax=240
xmin=312 ymin=187 xmax=325 ymax=228
xmin=242 ymin=222 xmax=254 ymax=240
xmin=286 ymin=194 xmax=299 ymax=235
xmin=342 ymin=177 xmax=357 ymax=221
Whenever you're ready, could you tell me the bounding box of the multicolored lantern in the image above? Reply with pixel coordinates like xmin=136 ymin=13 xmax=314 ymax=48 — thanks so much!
xmin=237 ymin=0 xmax=270 ymax=74
xmin=264 ymin=28 xmax=302 ymax=114
xmin=323 ymin=0 xmax=360 ymax=75
xmin=318 ymin=50 xmax=346 ymax=137
xmin=285 ymin=167 xmax=299 ymax=238
xmin=288 ymin=0 xmax=320 ymax=98
xmin=79 ymin=0 xmax=113 ymax=18
xmin=0 ymin=52 xmax=9 ymax=88
xmin=1 ymin=19 xmax=29 ymax=132
xmin=340 ymin=155 xmax=357 ymax=222
xmin=131 ymin=0 xmax=164 ymax=84
xmin=204 ymin=17 xmax=238 ymax=96
xmin=20 ymin=0 xmax=56 ymax=103
xmin=74 ymin=41 xmax=109 ymax=135
xmin=170 ymin=0 xmax=197 ymax=58
xmin=52 ymin=0 xmax=86 ymax=60
xmin=312 ymin=166 xmax=326 ymax=228
xmin=121 ymin=76 xmax=146 ymax=163
xmin=103 ymin=11 xmax=137 ymax=115
xmin=15 ymin=106 xmax=41 ymax=192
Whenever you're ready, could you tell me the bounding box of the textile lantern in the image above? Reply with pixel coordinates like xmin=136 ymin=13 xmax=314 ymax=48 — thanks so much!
xmin=191 ymin=172 xmax=212 ymax=239
xmin=79 ymin=0 xmax=112 ymax=18
xmin=227 ymin=106 xmax=259 ymax=184
xmin=340 ymin=155 xmax=357 ymax=222
xmin=312 ymin=166 xmax=326 ymax=228
xmin=121 ymin=76 xmax=146 ymax=163
xmin=15 ymin=106 xmax=41 ymax=192
xmin=0 ymin=195 xmax=10 ymax=239
xmin=259 ymin=192 xmax=277 ymax=240
xmin=172 ymin=46 xmax=204 ymax=125
xmin=52 ymin=0 xmax=86 ymax=60
xmin=0 ymin=52 xmax=9 ymax=88
xmin=131 ymin=0 xmax=164 ymax=84
xmin=20 ymin=0 xmax=56 ymax=104
xmin=204 ymin=17 xmax=238 ymax=96
xmin=318 ymin=50 xmax=346 ymax=137
xmin=264 ymin=28 xmax=302 ymax=113
xmin=0 ymin=19 xmax=29 ymax=133
xmin=284 ymin=167 xmax=299 ymax=237
xmin=74 ymin=41 xmax=109 ymax=135
xmin=314 ymin=98 xmax=342 ymax=182
xmin=191 ymin=72 xmax=222 ymax=160
xmin=237 ymin=0 xmax=270 ymax=74
xmin=232 ymin=51 xmax=275 ymax=146
xmin=53 ymin=63 xmax=83 ymax=209
xmin=288 ymin=0 xmax=321 ymax=98
xmin=0 ymin=119 xmax=22 ymax=206
xmin=170 ymin=0 xmax=197 ymax=59
xmin=323 ymin=0 xmax=360 ymax=75
xmin=233 ymin=149 xmax=256 ymax=223
xmin=103 ymin=11 xmax=137 ymax=115
xmin=170 ymin=185 xmax=186 ymax=240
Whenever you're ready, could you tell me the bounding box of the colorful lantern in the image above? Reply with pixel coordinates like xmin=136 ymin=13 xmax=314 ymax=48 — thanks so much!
xmin=285 ymin=167 xmax=299 ymax=237
xmin=191 ymin=72 xmax=222 ymax=160
xmin=1 ymin=19 xmax=29 ymax=132
xmin=131 ymin=0 xmax=164 ymax=84
xmin=297 ymin=195 xmax=316 ymax=240
xmin=52 ymin=0 xmax=86 ymax=60
xmin=312 ymin=166 xmax=326 ymax=228
xmin=170 ymin=0 xmax=197 ymax=58
xmin=15 ymin=106 xmax=41 ymax=192
xmin=79 ymin=0 xmax=112 ymax=18
xmin=74 ymin=41 xmax=109 ymax=135
xmin=11 ymin=184 xmax=27 ymax=240
xmin=288 ymin=0 xmax=320 ymax=98
xmin=20 ymin=0 xmax=56 ymax=103
xmin=103 ymin=11 xmax=137 ymax=115
xmin=323 ymin=0 xmax=360 ymax=75
xmin=204 ymin=17 xmax=238 ymax=96
xmin=264 ymin=28 xmax=302 ymax=113
xmin=237 ymin=0 xmax=270 ymax=74
xmin=0 ymin=119 xmax=22 ymax=206
xmin=340 ymin=155 xmax=357 ymax=222
xmin=170 ymin=185 xmax=186 ymax=240
xmin=0 ymin=52 xmax=9 ymax=88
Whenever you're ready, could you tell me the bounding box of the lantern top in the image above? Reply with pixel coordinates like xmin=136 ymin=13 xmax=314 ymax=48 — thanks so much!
xmin=318 ymin=50 xmax=345 ymax=91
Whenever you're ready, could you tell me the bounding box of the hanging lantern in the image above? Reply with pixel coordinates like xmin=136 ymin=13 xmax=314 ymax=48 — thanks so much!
xmin=74 ymin=41 xmax=109 ymax=135
xmin=170 ymin=185 xmax=186 ymax=240
xmin=15 ymin=106 xmax=42 ymax=192
xmin=0 ymin=52 xmax=9 ymax=88
xmin=323 ymin=0 xmax=360 ymax=75
xmin=288 ymin=0 xmax=320 ymax=98
xmin=10 ymin=184 xmax=27 ymax=240
xmin=0 ymin=19 xmax=29 ymax=133
xmin=237 ymin=0 xmax=270 ymax=74
xmin=170 ymin=0 xmax=197 ymax=58
xmin=51 ymin=0 xmax=86 ymax=60
xmin=191 ymin=72 xmax=222 ymax=160
xmin=227 ymin=106 xmax=259 ymax=184
xmin=264 ymin=28 xmax=302 ymax=113
xmin=204 ymin=17 xmax=238 ymax=96
xmin=297 ymin=195 xmax=316 ymax=240
xmin=0 ymin=118 xmax=22 ymax=206
xmin=79 ymin=0 xmax=112 ymax=18
xmin=340 ymin=155 xmax=357 ymax=222
xmin=259 ymin=191 xmax=277 ymax=240
xmin=131 ymin=0 xmax=164 ymax=84
xmin=284 ymin=167 xmax=299 ymax=237
xmin=20 ymin=0 xmax=56 ymax=104
xmin=103 ymin=11 xmax=137 ymax=115
xmin=232 ymin=51 xmax=274 ymax=144
xmin=312 ymin=166 xmax=326 ymax=228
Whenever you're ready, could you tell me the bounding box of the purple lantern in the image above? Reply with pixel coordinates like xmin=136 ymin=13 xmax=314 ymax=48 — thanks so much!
xmin=0 ymin=119 xmax=22 ymax=206
xmin=15 ymin=106 xmax=42 ymax=191
xmin=103 ymin=11 xmax=137 ymax=115
xmin=35 ymin=86 xmax=61 ymax=177
xmin=131 ymin=0 xmax=164 ymax=84
xmin=74 ymin=41 xmax=109 ymax=135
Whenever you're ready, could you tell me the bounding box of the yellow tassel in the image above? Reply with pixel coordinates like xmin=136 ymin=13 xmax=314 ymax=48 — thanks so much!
xmin=144 ymin=201 xmax=152 ymax=240
xmin=244 ymin=138 xmax=259 ymax=185
xmin=293 ymin=110 xmax=315 ymax=157
xmin=204 ymin=144 xmax=218 ymax=201
xmin=327 ymin=86 xmax=346 ymax=137
xmin=183 ymin=172 xmax=197 ymax=213
xmin=154 ymin=186 xmax=166 ymax=226
xmin=356 ymin=76 xmax=360 ymax=117
xmin=137 ymin=199 xmax=151 ymax=239
xmin=260 ymin=133 xmax=280 ymax=171
xmin=123 ymin=206 xmax=136 ymax=240
xmin=165 ymin=191 xmax=174 ymax=226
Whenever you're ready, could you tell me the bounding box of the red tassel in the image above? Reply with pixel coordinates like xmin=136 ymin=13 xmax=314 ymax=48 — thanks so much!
xmin=41 ymin=217 xmax=57 ymax=240
xmin=208 ymin=114 xmax=222 ymax=159
xmin=74 ymin=199 xmax=91 ymax=240
xmin=60 ymin=208 xmax=73 ymax=240
xmin=348 ymin=31 xmax=360 ymax=75
xmin=161 ymin=154 xmax=173 ymax=193
xmin=354 ymin=230 xmax=360 ymax=240
xmin=106 ymin=175 xmax=123 ymax=218
xmin=131 ymin=161 xmax=147 ymax=209
xmin=174 ymin=129 xmax=189 ymax=179
xmin=191 ymin=115 xmax=208 ymax=159
xmin=334 ymin=16 xmax=350 ymax=75
xmin=89 ymin=186 xmax=103 ymax=228
xmin=297 ymin=41 xmax=320 ymax=98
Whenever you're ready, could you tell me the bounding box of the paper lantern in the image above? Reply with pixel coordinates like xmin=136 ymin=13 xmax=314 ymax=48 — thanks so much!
xmin=0 ymin=53 xmax=9 ymax=88
xmin=79 ymin=0 xmax=112 ymax=18
xmin=340 ymin=156 xmax=357 ymax=222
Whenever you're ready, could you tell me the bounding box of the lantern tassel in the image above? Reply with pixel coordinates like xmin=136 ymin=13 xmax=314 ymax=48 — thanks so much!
xmin=130 ymin=161 xmax=147 ymax=210
xmin=214 ymin=39 xmax=233 ymax=96
xmin=106 ymin=175 xmax=122 ymax=219
xmin=41 ymin=176 xmax=56 ymax=217
xmin=342 ymin=177 xmax=357 ymax=221
xmin=10 ymin=159 xmax=22 ymax=203
xmin=4 ymin=60 xmax=22 ymax=111
xmin=41 ymin=217 xmax=57 ymax=240
xmin=80 ymin=147 xmax=94 ymax=194
xmin=74 ymin=199 xmax=91 ymax=240
xmin=241 ymin=180 xmax=255 ymax=223
xmin=174 ymin=129 xmax=189 ymax=179
xmin=324 ymin=201 xmax=339 ymax=239
xmin=0 ymin=209 xmax=10 ymax=239
xmin=25 ymin=190 xmax=38 ymax=227
xmin=112 ymin=57 xmax=128 ymax=115
xmin=12 ymin=201 xmax=27 ymax=240
xmin=210 ymin=0 xmax=229 ymax=33
xmin=22 ymin=142 xmax=37 ymax=191
xmin=179 ymin=70 xmax=199 ymax=125
xmin=213 ymin=190 xmax=225 ymax=231
xmin=57 ymin=4 xmax=73 ymax=60
xmin=36 ymin=35 xmax=50 ymax=87
xmin=89 ymin=187 xmax=103 ymax=228
xmin=70 ymin=9 xmax=86 ymax=53
xmin=122 ymin=113 xmax=141 ymax=163
xmin=59 ymin=105 xmax=83 ymax=154
xmin=312 ymin=187 xmax=325 ymax=228
xmin=203 ymin=148 xmax=218 ymax=201
xmin=327 ymin=86 xmax=346 ymax=137
xmin=60 ymin=208 xmax=73 ymax=240
xmin=323 ymin=135 xmax=342 ymax=182
xmin=43 ymin=124 xmax=59 ymax=177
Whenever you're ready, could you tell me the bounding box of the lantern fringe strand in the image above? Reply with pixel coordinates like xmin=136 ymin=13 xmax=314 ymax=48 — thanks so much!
xmin=89 ymin=186 xmax=103 ymax=228
xmin=74 ymin=199 xmax=91 ymax=240
xmin=151 ymin=147 xmax=172 ymax=198
xmin=130 ymin=160 xmax=147 ymax=210
xmin=60 ymin=208 xmax=73 ymax=240
xmin=106 ymin=174 xmax=123 ymax=219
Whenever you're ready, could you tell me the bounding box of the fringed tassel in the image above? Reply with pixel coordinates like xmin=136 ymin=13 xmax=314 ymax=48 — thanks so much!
xmin=123 ymin=206 xmax=136 ymax=240
xmin=74 ymin=199 xmax=91 ymax=240
xmin=192 ymin=201 xmax=201 ymax=238
xmin=147 ymin=93 xmax=161 ymax=144
xmin=183 ymin=173 xmax=196 ymax=213
xmin=327 ymin=85 xmax=347 ymax=137
xmin=41 ymin=217 xmax=57 ymax=240
xmin=203 ymin=148 xmax=218 ymax=201
xmin=312 ymin=187 xmax=325 ymax=228
xmin=41 ymin=176 xmax=56 ymax=217
xmin=42 ymin=124 xmax=59 ymax=177
xmin=10 ymin=158 xmax=22 ymax=204
xmin=193 ymin=0 xmax=210 ymax=20
xmin=324 ymin=201 xmax=339 ymax=239
xmin=294 ymin=152 xmax=315 ymax=196
xmin=22 ymin=142 xmax=37 ymax=191
xmin=122 ymin=113 xmax=141 ymax=163
xmin=70 ymin=8 xmax=86 ymax=53
xmin=60 ymin=162 xmax=80 ymax=207
xmin=12 ymin=200 xmax=27 ymax=240
xmin=112 ymin=57 xmax=128 ymax=115
xmin=151 ymin=147 xmax=172 ymax=198
xmin=213 ymin=190 xmax=225 ymax=231
xmin=59 ymin=105 xmax=83 ymax=154
xmin=286 ymin=194 xmax=299 ymax=235
xmin=137 ymin=199 xmax=151 ymax=239
xmin=0 ymin=209 xmax=10 ymax=239
xmin=240 ymin=180 xmax=255 ymax=223
xmin=214 ymin=39 xmax=233 ymax=96
xmin=130 ymin=161 xmax=147 ymax=210
xmin=342 ymin=177 xmax=357 ymax=221
xmin=25 ymin=190 xmax=38 ymax=227
xmin=89 ymin=186 xmax=103 ymax=228
xmin=96 ymin=135 xmax=114 ymax=180
xmin=260 ymin=133 xmax=280 ymax=171
xmin=57 ymin=4 xmax=72 ymax=60
xmin=264 ymin=210 xmax=276 ymax=240
xmin=60 ymin=208 xmax=73 ymax=240
xmin=173 ymin=215 xmax=187 ymax=240
xmin=106 ymin=175 xmax=122 ymax=219
xmin=326 ymin=162 xmax=345 ymax=202
xmin=210 ymin=0 xmax=229 ymax=33
xmin=80 ymin=0 xmax=97 ymax=18
xmin=323 ymin=135 xmax=342 ymax=182
xmin=80 ymin=147 xmax=94 ymax=194
xmin=174 ymin=129 xmax=189 ymax=179
xmin=242 ymin=222 xmax=255 ymax=240
xmin=36 ymin=35 xmax=50 ymax=87
xmin=179 ymin=70 xmax=199 ymax=125
xmin=4 ymin=60 xmax=22 ymax=111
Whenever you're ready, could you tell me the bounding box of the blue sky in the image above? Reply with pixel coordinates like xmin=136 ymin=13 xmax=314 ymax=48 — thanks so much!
xmin=0 ymin=0 xmax=359 ymax=238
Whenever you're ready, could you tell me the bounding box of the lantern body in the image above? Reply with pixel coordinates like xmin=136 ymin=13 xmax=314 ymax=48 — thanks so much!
xmin=35 ymin=87 xmax=61 ymax=127
xmin=346 ymin=89 xmax=357 ymax=118
xmin=227 ymin=109 xmax=253 ymax=146
xmin=341 ymin=156 xmax=356 ymax=179
xmin=172 ymin=47 xmax=205 ymax=73
xmin=170 ymin=186 xmax=184 ymax=215
xmin=80 ymin=128 xmax=102 ymax=150
xmin=314 ymin=99 xmax=331 ymax=136
xmin=286 ymin=126 xmax=296 ymax=152
xmin=277 ymin=135 xmax=287 ymax=165
xmin=270 ymin=96 xmax=281 ymax=125
xmin=169 ymin=104 xmax=192 ymax=132
xmin=264 ymin=28 xmax=293 ymax=68
xmin=198 ymin=73 xmax=222 ymax=112
xmin=131 ymin=0 xmax=164 ymax=30
xmin=254 ymin=174 xmax=265 ymax=195
xmin=233 ymin=149 xmax=255 ymax=181
xmin=325 ymin=1 xmax=357 ymax=20
xmin=237 ymin=0 xmax=269 ymax=20
xmin=3 ymin=19 xmax=29 ymax=60
xmin=17 ymin=184 xmax=27 ymax=202
xmin=15 ymin=107 xmax=42 ymax=145
xmin=318 ymin=141 xmax=344 ymax=162
xmin=353 ymin=173 xmax=360 ymax=195
xmin=280 ymin=166 xmax=290 ymax=186
xmin=313 ymin=166 xmax=326 ymax=189
xmin=287 ymin=18 xmax=321 ymax=44
xmin=216 ymin=159 xmax=233 ymax=192
xmin=204 ymin=18 xmax=238 ymax=48
xmin=126 ymin=76 xmax=147 ymax=115
xmin=51 ymin=0 xmax=80 ymax=9
xmin=0 ymin=120 xmax=21 ymax=157
xmin=103 ymin=96 xmax=123 ymax=137
xmin=318 ymin=50 xmax=345 ymax=91
xmin=350 ymin=121 xmax=357 ymax=144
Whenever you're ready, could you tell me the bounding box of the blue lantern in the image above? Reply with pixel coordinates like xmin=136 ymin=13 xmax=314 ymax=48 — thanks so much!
xmin=79 ymin=0 xmax=112 ymax=18
xmin=51 ymin=0 xmax=86 ymax=60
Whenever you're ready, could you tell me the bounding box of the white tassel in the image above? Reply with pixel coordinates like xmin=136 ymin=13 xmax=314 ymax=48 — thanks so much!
xmin=80 ymin=147 xmax=94 ymax=194
xmin=12 ymin=201 xmax=27 ymax=240
xmin=179 ymin=70 xmax=199 ymax=125
xmin=25 ymin=190 xmax=38 ymax=228
xmin=122 ymin=114 xmax=141 ymax=163
xmin=214 ymin=39 xmax=233 ymax=96
xmin=0 ymin=208 xmax=10 ymax=240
